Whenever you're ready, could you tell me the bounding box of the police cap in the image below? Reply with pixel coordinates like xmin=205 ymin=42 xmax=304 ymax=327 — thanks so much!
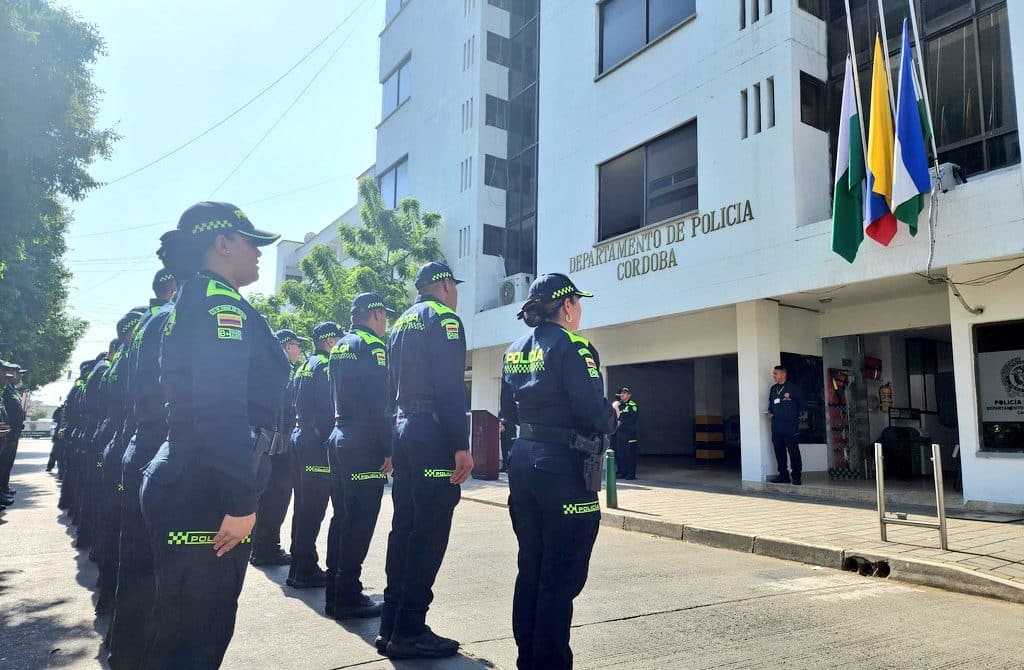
xmin=527 ymin=273 xmax=594 ymax=303
xmin=275 ymin=329 xmax=309 ymax=345
xmin=177 ymin=201 xmax=279 ymax=246
xmin=352 ymin=292 xmax=395 ymax=314
xmin=311 ymin=321 xmax=342 ymax=342
xmin=152 ymin=269 xmax=176 ymax=293
xmin=618 ymin=386 xmax=631 ymax=395
xmin=414 ymin=261 xmax=463 ymax=290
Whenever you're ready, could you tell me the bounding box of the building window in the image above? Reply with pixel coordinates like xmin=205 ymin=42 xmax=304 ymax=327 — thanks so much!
xmin=484 ymin=154 xmax=507 ymax=189
xmin=377 ymin=157 xmax=409 ymax=210
xmin=598 ymin=120 xmax=698 ymax=240
xmin=483 ymin=223 xmax=504 ymax=256
xmin=740 ymin=88 xmax=748 ymax=138
xmin=740 ymin=0 xmax=746 ymax=30
xmin=382 ymin=57 xmax=411 ymax=119
xmin=975 ymin=320 xmax=1024 ymax=452
xmin=458 ymin=225 xmax=472 ymax=258
xmin=800 ymin=71 xmax=828 ymax=132
xmin=766 ymin=76 xmax=776 ymax=128
xmin=486 ymin=31 xmax=510 ymax=66
xmin=752 ymin=82 xmax=762 ymax=134
xmin=462 ymin=97 xmax=474 ymax=132
xmin=460 ymin=156 xmax=473 ymax=192
xmin=385 ymin=0 xmax=410 ymax=25
xmin=824 ymin=1 xmax=1018 ymax=177
xmin=599 ymin=0 xmax=696 ymax=73
xmin=463 ymin=35 xmax=476 ymax=70
xmin=798 ymin=0 xmax=825 ymax=20
xmin=485 ymin=94 xmax=508 ymax=129
xmin=464 ymin=0 xmax=476 ymax=16
xmin=488 ymin=0 xmax=511 ymax=9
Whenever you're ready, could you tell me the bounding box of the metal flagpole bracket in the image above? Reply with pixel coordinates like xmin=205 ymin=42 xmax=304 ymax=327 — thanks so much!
xmin=875 ymin=442 xmax=949 ymax=550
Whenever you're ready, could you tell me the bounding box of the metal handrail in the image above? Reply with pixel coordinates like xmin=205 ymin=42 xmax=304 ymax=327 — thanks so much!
xmin=875 ymin=442 xmax=948 ymax=550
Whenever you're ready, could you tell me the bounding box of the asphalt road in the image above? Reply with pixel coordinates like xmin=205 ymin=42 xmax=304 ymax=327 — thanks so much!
xmin=2 ymin=439 xmax=1022 ymax=669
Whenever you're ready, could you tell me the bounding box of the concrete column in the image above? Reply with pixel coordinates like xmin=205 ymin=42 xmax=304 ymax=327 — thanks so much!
xmin=737 ymin=300 xmax=781 ymax=482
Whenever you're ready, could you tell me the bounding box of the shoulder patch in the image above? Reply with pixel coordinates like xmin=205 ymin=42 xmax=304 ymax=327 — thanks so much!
xmin=440 ymin=317 xmax=461 ymax=340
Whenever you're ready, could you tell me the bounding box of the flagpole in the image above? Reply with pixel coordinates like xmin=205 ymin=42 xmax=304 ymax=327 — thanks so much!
xmin=906 ymin=0 xmax=941 ymax=166
xmin=843 ymin=0 xmax=869 ymax=162
xmin=874 ymin=0 xmax=897 ymax=115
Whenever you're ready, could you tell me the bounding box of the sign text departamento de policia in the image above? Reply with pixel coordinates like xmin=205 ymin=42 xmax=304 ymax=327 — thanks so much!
xmin=568 ymin=200 xmax=755 ymax=280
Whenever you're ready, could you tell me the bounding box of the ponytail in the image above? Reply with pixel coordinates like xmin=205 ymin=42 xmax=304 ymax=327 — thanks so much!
xmin=157 ymin=229 xmax=204 ymax=281
xmin=518 ymin=297 xmax=567 ymax=328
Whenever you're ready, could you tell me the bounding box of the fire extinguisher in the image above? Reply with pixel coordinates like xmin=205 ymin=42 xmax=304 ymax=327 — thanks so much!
xmin=879 ymin=382 xmax=893 ymax=414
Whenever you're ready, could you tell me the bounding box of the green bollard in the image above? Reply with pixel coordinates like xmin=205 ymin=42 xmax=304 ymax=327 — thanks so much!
xmin=604 ymin=449 xmax=618 ymax=509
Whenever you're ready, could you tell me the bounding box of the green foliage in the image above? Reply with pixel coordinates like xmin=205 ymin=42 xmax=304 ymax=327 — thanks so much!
xmin=0 ymin=0 xmax=116 ymax=387
xmin=250 ymin=178 xmax=445 ymax=337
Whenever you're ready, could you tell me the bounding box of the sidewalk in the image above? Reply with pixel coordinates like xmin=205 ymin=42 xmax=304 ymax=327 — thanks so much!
xmin=461 ymin=474 xmax=1024 ymax=604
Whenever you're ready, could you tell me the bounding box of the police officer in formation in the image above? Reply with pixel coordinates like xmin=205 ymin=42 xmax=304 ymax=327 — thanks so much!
xmin=614 ymin=386 xmax=640 ymax=480
xmin=324 ymin=292 xmax=393 ymax=620
xmin=288 ymin=321 xmax=342 ymax=588
xmin=0 ymin=361 xmax=27 ymax=509
xmin=500 ymin=273 xmax=615 ymax=670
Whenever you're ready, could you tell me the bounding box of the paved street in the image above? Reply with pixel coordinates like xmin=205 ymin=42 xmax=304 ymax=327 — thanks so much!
xmin=2 ymin=439 xmax=1023 ymax=669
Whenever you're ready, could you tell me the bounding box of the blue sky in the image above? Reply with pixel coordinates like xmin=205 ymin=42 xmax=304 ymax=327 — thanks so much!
xmin=37 ymin=0 xmax=383 ymax=404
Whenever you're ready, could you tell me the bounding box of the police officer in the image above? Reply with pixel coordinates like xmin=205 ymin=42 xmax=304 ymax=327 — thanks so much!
xmin=249 ymin=328 xmax=307 ymax=567
xmin=379 ymin=261 xmax=473 ymax=659
xmin=288 ymin=321 xmax=341 ymax=588
xmin=141 ymin=202 xmax=289 ymax=669
xmin=47 ymin=403 xmax=64 ymax=473
xmin=107 ymin=261 xmax=177 ymax=669
xmin=500 ymin=273 xmax=615 ymax=670
xmin=75 ymin=344 xmax=114 ymax=550
xmin=324 ymin=292 xmax=394 ymax=620
xmin=57 ymin=360 xmax=96 ymax=514
xmin=0 ymin=362 xmax=26 ymax=504
xmin=613 ymin=387 xmax=639 ymax=480
xmin=767 ymin=365 xmax=803 ymax=485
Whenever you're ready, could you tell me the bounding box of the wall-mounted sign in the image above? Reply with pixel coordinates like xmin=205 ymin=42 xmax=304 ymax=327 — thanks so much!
xmin=977 ymin=350 xmax=1024 ymax=422
xmin=568 ymin=200 xmax=754 ymax=280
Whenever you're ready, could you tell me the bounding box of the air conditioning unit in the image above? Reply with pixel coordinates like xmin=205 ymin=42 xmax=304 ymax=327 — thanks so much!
xmin=499 ymin=273 xmax=534 ymax=306
xmin=930 ymin=162 xmax=966 ymax=192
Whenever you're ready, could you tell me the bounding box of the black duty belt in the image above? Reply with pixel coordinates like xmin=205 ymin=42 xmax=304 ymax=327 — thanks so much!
xmin=399 ymin=398 xmax=436 ymax=414
xmin=520 ymin=423 xmax=573 ymax=445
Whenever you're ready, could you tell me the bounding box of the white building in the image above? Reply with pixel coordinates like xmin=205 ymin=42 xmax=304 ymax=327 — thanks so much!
xmin=292 ymin=0 xmax=1024 ymax=510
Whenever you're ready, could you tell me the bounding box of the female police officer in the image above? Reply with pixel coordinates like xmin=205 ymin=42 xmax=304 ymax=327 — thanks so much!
xmin=499 ymin=273 xmax=616 ymax=670
xmin=140 ymin=202 xmax=289 ymax=669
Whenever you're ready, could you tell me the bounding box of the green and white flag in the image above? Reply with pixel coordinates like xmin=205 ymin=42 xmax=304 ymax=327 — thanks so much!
xmin=831 ymin=56 xmax=865 ymax=263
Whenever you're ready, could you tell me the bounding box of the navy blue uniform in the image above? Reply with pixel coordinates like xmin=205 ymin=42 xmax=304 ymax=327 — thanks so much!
xmin=76 ymin=357 xmax=110 ymax=548
xmin=141 ymin=272 xmax=288 ymax=669
xmin=767 ymin=382 xmax=803 ymax=480
xmin=614 ymin=399 xmax=639 ymax=479
xmin=57 ymin=375 xmax=88 ymax=511
xmin=289 ymin=351 xmax=335 ymax=579
xmin=325 ymin=325 xmax=390 ymax=611
xmin=381 ymin=297 xmax=468 ymax=640
xmin=500 ymin=321 xmax=615 ymax=670
xmin=0 ymin=381 xmax=25 ymax=493
xmin=108 ymin=299 xmax=172 ymax=670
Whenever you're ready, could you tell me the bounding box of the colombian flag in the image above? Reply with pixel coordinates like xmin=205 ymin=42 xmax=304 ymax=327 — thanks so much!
xmin=865 ymin=34 xmax=898 ymax=246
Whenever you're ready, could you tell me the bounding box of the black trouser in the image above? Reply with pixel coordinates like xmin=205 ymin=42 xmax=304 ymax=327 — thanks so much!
xmin=380 ymin=414 xmax=461 ymax=640
xmin=58 ymin=434 xmax=80 ymax=511
xmin=107 ymin=429 xmax=162 ymax=670
xmin=140 ymin=442 xmax=252 ymax=670
xmin=252 ymin=451 xmax=293 ymax=557
xmin=97 ymin=434 xmax=130 ymax=605
xmin=614 ymin=431 xmax=637 ymax=479
xmin=771 ymin=431 xmax=802 ymax=477
xmin=77 ymin=432 xmax=109 ymax=549
xmin=48 ymin=434 xmax=62 ymax=472
xmin=508 ymin=439 xmax=599 ymax=670
xmin=326 ymin=428 xmax=386 ymax=609
xmin=289 ymin=431 xmax=332 ymax=576
xmin=500 ymin=429 xmax=515 ymax=471
xmin=0 ymin=433 xmax=21 ymax=490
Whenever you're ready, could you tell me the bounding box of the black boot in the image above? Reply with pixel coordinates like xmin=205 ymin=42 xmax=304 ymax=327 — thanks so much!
xmin=386 ymin=627 xmax=459 ymax=659
xmin=332 ymin=593 xmax=383 ymax=620
xmin=769 ymin=472 xmax=791 ymax=484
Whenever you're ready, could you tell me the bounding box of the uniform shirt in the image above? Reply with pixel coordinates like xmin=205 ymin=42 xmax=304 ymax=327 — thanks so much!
xmin=330 ymin=325 xmax=390 ymax=452
xmin=81 ymin=358 xmax=111 ymax=440
xmin=101 ymin=344 xmax=131 ymax=441
xmin=62 ymin=377 xmax=87 ymax=436
xmin=389 ymin=296 xmax=469 ymax=454
xmin=617 ymin=399 xmax=639 ymax=436
xmin=2 ymin=384 xmax=25 ymax=434
xmin=278 ymin=361 xmax=301 ymax=438
xmin=160 ymin=271 xmax=290 ymax=517
xmin=767 ymin=382 xmax=803 ymax=434
xmin=294 ymin=351 xmax=334 ymax=444
xmin=499 ymin=321 xmax=616 ymax=437
xmin=122 ymin=299 xmax=168 ymax=435
xmin=130 ymin=301 xmax=174 ymax=433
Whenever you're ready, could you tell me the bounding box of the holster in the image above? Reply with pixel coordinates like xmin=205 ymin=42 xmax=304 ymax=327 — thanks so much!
xmin=569 ymin=431 xmax=609 ymax=493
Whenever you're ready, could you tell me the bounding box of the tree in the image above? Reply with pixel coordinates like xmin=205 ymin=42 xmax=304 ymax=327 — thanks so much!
xmin=250 ymin=178 xmax=445 ymax=335
xmin=0 ymin=1 xmax=116 ymax=388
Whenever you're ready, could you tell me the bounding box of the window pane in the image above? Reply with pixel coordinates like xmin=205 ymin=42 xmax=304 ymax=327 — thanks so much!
xmin=921 ymin=0 xmax=973 ymax=34
xmin=378 ymin=167 xmax=396 ymax=209
xmin=800 ymin=72 xmax=828 ymax=131
xmin=519 ymin=213 xmax=536 ymax=276
xmin=986 ymin=132 xmax=1021 ymax=171
xmin=487 ymin=31 xmax=509 ymax=66
xmin=382 ymin=71 xmax=398 ymax=117
xmin=939 ymin=140 xmax=985 ymax=176
xmin=926 ymin=23 xmax=982 ymax=149
xmin=600 ymin=0 xmax=645 ymax=72
xmin=397 ymin=61 xmax=411 ymax=105
xmin=520 ymin=84 xmax=537 ymax=148
xmin=520 ymin=145 xmax=537 ymax=215
xmin=599 ymin=147 xmax=645 ymax=239
xmin=485 ymin=155 xmax=508 ymax=189
xmin=881 ymin=0 xmax=909 ymax=53
xmin=509 ymin=0 xmax=538 ymax=34
xmin=648 ymin=0 xmax=695 ymax=40
xmin=646 ymin=123 xmax=698 ymax=225
xmin=486 ymin=94 xmax=508 ymax=129
xmin=978 ymin=7 xmax=1017 ymax=133
xmin=395 ymin=159 xmax=409 ymax=204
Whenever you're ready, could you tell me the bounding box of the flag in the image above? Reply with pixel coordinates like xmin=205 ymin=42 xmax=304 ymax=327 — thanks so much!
xmin=865 ymin=34 xmax=897 ymax=246
xmin=831 ymin=56 xmax=865 ymax=263
xmin=892 ymin=19 xmax=932 ymax=235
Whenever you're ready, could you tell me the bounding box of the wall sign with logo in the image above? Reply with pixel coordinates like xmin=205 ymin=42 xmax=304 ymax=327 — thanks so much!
xmin=977 ymin=350 xmax=1024 ymax=422
xmin=568 ymin=200 xmax=754 ymax=280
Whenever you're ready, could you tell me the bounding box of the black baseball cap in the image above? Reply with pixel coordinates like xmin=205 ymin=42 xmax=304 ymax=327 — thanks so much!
xmin=152 ymin=269 xmax=176 ymax=292
xmin=116 ymin=309 xmax=145 ymax=339
xmin=352 ymin=292 xmax=395 ymax=314
xmin=527 ymin=273 xmax=594 ymax=303
xmin=414 ymin=261 xmax=463 ymax=290
xmin=79 ymin=360 xmax=95 ymax=373
xmin=312 ymin=321 xmax=343 ymax=341
xmin=177 ymin=201 xmax=279 ymax=246
xmin=275 ymin=329 xmax=309 ymax=345
xmin=618 ymin=387 xmax=631 ymax=394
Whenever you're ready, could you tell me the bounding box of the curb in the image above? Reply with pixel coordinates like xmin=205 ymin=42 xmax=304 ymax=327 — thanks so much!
xmin=460 ymin=492 xmax=1024 ymax=606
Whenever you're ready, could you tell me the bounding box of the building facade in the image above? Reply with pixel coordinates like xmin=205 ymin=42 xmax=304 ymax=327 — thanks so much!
xmin=288 ymin=0 xmax=1024 ymax=509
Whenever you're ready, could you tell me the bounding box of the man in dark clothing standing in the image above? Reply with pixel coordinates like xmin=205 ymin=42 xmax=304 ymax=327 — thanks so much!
xmin=0 ymin=363 xmax=26 ymax=504
xmin=767 ymin=365 xmax=803 ymax=485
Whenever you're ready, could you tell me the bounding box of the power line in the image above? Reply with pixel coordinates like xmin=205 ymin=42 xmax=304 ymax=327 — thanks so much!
xmin=208 ymin=2 xmax=367 ymax=198
xmin=99 ymin=3 xmax=367 ymax=188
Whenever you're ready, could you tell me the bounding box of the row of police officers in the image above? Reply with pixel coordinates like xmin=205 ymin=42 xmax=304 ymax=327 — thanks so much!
xmin=48 ymin=200 xmax=614 ymax=670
